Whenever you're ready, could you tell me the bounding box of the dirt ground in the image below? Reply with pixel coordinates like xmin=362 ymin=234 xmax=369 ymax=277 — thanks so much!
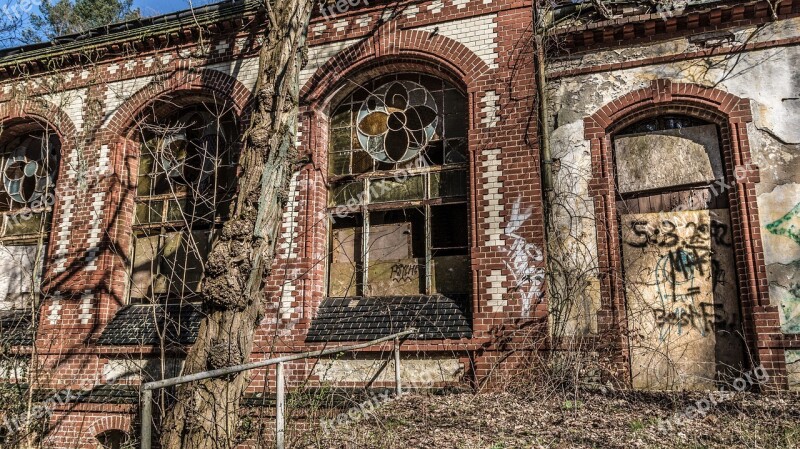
xmin=297 ymin=389 xmax=800 ymax=449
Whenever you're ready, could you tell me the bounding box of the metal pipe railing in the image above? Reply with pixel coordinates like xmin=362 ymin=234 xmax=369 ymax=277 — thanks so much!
xmin=139 ymin=328 xmax=415 ymax=449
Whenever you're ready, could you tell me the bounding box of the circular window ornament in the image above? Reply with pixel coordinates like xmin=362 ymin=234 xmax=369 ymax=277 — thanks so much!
xmin=356 ymin=80 xmax=438 ymax=163
xmin=2 ymin=133 xmax=59 ymax=206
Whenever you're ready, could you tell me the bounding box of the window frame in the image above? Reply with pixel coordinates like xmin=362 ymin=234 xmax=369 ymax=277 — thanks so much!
xmin=326 ymin=73 xmax=471 ymax=299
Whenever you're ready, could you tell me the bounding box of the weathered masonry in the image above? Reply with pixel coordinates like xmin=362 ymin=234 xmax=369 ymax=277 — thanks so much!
xmin=0 ymin=0 xmax=798 ymax=447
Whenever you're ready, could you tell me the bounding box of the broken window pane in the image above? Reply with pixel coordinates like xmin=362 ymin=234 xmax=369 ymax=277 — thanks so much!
xmin=430 ymin=170 xmax=467 ymax=199
xmin=329 ymin=182 xmax=363 ymax=207
xmin=130 ymin=106 xmax=236 ymax=304
xmin=432 ymin=255 xmax=470 ymax=295
xmin=366 ymin=209 xmax=425 ymax=296
xmin=431 ymin=204 xmax=469 ymax=253
xmin=370 ymin=176 xmax=424 ymax=203
xmin=130 ymin=234 xmax=160 ymax=301
xmin=328 ymin=215 xmax=363 ymax=297
xmin=0 ymin=244 xmax=40 ymax=310
xmin=327 ymin=74 xmax=471 ymax=299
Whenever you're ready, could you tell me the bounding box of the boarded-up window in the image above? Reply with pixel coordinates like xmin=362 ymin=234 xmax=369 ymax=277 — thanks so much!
xmin=614 ymin=116 xmax=745 ymax=390
xmin=614 ymin=124 xmax=724 ymax=194
xmin=327 ymin=74 xmax=470 ymax=298
xmin=130 ymin=107 xmax=237 ymax=303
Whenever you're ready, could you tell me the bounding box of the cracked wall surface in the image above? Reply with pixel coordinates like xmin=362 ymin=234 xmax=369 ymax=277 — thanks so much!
xmin=547 ymin=17 xmax=800 ymax=386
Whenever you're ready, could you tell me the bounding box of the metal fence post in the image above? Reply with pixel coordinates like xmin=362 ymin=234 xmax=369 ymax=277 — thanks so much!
xmin=276 ymin=361 xmax=285 ymax=449
xmin=140 ymin=389 xmax=152 ymax=449
xmin=394 ymin=337 xmax=402 ymax=396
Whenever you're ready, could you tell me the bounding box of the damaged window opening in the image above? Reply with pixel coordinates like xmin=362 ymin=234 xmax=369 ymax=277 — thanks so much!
xmin=327 ymin=73 xmax=471 ymax=298
xmin=129 ymin=107 xmax=237 ymax=304
xmin=613 ymin=114 xmax=746 ymax=389
xmin=0 ymin=124 xmax=59 ymax=313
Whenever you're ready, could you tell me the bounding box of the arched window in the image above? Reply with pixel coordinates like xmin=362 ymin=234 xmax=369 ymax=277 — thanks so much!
xmin=327 ymin=74 xmax=470 ymax=298
xmin=0 ymin=122 xmax=59 ymax=311
xmin=129 ymin=106 xmax=237 ymax=303
xmin=96 ymin=429 xmax=129 ymax=449
xmin=613 ymin=115 xmax=744 ymax=389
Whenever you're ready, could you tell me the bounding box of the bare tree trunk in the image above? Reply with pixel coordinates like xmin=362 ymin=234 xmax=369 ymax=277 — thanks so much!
xmin=160 ymin=0 xmax=312 ymax=447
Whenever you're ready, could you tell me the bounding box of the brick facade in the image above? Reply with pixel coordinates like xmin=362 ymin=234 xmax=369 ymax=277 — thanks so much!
xmin=0 ymin=0 xmax=798 ymax=446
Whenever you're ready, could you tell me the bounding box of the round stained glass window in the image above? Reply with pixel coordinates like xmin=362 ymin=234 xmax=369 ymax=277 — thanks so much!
xmin=2 ymin=132 xmax=59 ymax=207
xmin=356 ymin=80 xmax=438 ymax=163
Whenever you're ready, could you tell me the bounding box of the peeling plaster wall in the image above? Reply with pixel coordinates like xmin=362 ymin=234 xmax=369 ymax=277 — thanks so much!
xmin=547 ymin=18 xmax=800 ymax=350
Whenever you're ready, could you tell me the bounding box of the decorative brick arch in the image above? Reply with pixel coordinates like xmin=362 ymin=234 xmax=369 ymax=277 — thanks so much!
xmin=0 ymin=98 xmax=79 ymax=147
xmin=85 ymin=415 xmax=132 ymax=443
xmin=584 ymin=79 xmax=786 ymax=388
xmin=301 ymin=28 xmax=492 ymax=106
xmin=104 ymin=68 xmax=253 ymax=138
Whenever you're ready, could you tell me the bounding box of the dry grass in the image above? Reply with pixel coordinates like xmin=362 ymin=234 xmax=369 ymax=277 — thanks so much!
xmin=296 ymin=389 xmax=800 ymax=449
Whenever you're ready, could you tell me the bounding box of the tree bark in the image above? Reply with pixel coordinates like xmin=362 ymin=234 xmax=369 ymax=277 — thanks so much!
xmin=160 ymin=0 xmax=312 ymax=447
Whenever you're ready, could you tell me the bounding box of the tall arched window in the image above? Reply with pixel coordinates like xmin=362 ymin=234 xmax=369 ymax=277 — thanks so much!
xmin=0 ymin=122 xmax=59 ymax=312
xmin=614 ymin=115 xmax=744 ymax=389
xmin=326 ymin=73 xmax=470 ymax=298
xmin=129 ymin=106 xmax=237 ymax=303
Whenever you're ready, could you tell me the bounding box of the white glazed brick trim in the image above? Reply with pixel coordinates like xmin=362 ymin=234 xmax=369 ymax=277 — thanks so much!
xmin=215 ymin=41 xmax=230 ymax=53
xmin=102 ymin=76 xmax=154 ymax=127
xmin=300 ymin=38 xmax=360 ymax=87
xmin=481 ymin=90 xmax=500 ymax=128
xmin=79 ymin=290 xmax=93 ymax=324
xmin=413 ymin=14 xmax=498 ymax=69
xmin=47 ymin=292 xmax=62 ymax=325
xmin=205 ymin=56 xmax=260 ymax=94
xmin=357 ymin=15 xmax=371 ymax=27
xmin=85 ymin=145 xmax=110 ymax=271
xmin=452 ymin=0 xmax=468 ymax=9
xmin=404 ymin=4 xmax=419 ymax=18
xmin=487 ymin=269 xmax=507 ymax=312
xmin=334 ymin=19 xmax=347 ymax=32
xmin=53 ymin=148 xmax=80 ymax=273
xmin=311 ymin=22 xmax=326 ymax=37
xmin=482 ymin=148 xmax=503 ymax=247
xmin=428 ymin=0 xmax=444 ymax=14
xmin=42 ymin=88 xmax=88 ymax=134
xmin=278 ymin=172 xmax=301 ymax=320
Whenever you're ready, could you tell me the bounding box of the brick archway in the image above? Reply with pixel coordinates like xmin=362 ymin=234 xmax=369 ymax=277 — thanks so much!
xmin=301 ymin=28 xmax=492 ymax=106
xmin=584 ymin=79 xmax=786 ymax=388
xmin=104 ymin=68 xmax=253 ymax=138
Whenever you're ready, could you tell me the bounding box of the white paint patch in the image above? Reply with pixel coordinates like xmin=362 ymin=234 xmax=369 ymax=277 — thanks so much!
xmin=313 ymin=358 xmax=463 ymax=384
xmin=413 ymin=14 xmax=498 ymax=69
